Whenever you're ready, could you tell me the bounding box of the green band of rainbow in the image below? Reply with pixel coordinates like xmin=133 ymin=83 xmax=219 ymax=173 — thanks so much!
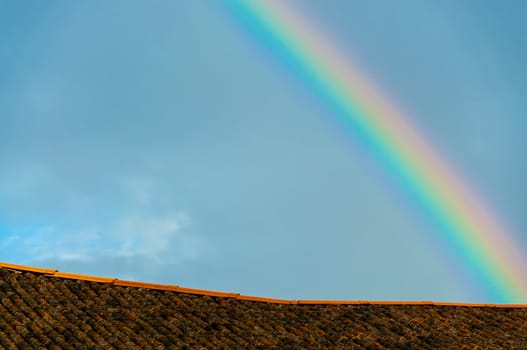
xmin=228 ymin=0 xmax=527 ymax=302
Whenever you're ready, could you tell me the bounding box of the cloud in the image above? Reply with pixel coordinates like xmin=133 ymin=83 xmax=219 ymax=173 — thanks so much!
xmin=110 ymin=212 xmax=191 ymax=261
xmin=4 ymin=211 xmax=205 ymax=272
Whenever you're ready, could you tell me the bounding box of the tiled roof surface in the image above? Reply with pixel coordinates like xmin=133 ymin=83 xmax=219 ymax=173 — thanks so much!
xmin=1 ymin=262 xmax=527 ymax=349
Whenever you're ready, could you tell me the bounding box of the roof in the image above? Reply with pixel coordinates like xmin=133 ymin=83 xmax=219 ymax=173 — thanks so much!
xmin=1 ymin=261 xmax=527 ymax=349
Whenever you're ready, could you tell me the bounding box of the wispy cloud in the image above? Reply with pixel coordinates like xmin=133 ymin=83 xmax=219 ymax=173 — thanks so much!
xmin=110 ymin=212 xmax=192 ymax=261
xmin=4 ymin=211 xmax=205 ymax=272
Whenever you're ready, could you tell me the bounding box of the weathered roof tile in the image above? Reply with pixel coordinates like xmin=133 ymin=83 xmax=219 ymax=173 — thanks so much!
xmin=1 ymin=263 xmax=527 ymax=348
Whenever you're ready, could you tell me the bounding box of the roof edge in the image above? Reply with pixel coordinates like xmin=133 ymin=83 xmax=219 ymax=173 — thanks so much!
xmin=2 ymin=261 xmax=526 ymax=308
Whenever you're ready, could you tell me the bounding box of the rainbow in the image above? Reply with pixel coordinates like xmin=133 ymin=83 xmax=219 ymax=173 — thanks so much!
xmin=226 ymin=0 xmax=527 ymax=303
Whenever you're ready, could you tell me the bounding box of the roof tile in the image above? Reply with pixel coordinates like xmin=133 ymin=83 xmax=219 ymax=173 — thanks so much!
xmin=2 ymin=262 xmax=527 ymax=348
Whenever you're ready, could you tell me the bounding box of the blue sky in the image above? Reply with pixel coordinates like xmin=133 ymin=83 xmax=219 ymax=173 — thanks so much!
xmin=1 ymin=0 xmax=526 ymax=302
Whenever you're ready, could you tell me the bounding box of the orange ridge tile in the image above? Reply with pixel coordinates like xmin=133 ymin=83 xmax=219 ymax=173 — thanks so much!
xmin=50 ymin=272 xmax=116 ymax=284
xmin=491 ymin=304 xmax=527 ymax=309
xmin=367 ymin=301 xmax=411 ymax=305
xmin=114 ymin=280 xmax=181 ymax=291
xmin=385 ymin=301 xmax=434 ymax=305
xmin=430 ymin=302 xmax=489 ymax=307
xmin=299 ymin=300 xmax=359 ymax=305
xmin=237 ymin=295 xmax=296 ymax=304
xmin=0 ymin=261 xmax=57 ymax=275
xmin=171 ymin=286 xmax=240 ymax=298
xmin=3 ymin=261 xmax=527 ymax=308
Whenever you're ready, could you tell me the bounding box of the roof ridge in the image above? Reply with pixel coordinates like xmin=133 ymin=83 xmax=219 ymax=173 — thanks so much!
xmin=2 ymin=261 xmax=526 ymax=308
